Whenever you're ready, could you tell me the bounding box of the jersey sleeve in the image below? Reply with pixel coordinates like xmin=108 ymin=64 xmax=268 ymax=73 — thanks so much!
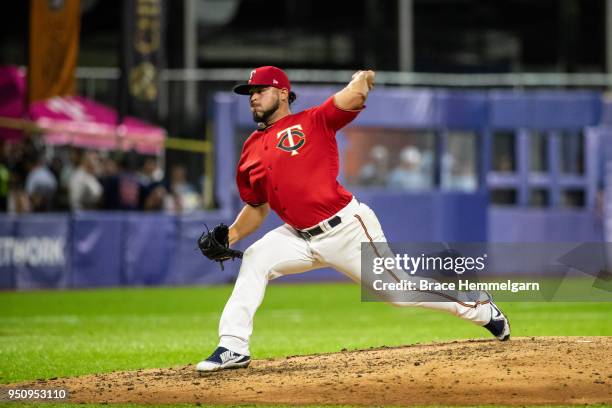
xmin=315 ymin=95 xmax=364 ymax=131
xmin=236 ymin=144 xmax=266 ymax=206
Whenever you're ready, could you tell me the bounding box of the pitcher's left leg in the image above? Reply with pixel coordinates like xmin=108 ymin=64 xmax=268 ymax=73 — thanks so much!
xmin=315 ymin=201 xmax=510 ymax=340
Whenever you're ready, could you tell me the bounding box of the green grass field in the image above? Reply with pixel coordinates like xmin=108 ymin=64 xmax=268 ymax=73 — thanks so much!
xmin=1 ymin=282 xmax=611 ymax=407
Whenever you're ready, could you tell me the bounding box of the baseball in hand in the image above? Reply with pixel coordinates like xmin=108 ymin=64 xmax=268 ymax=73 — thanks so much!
xmin=352 ymin=70 xmax=375 ymax=90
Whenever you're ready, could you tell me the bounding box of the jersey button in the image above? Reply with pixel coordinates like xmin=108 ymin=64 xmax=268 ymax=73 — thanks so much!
xmin=274 ymin=186 xmax=278 ymax=191
xmin=264 ymin=146 xmax=268 ymax=150
xmin=267 ymin=166 xmax=272 ymax=170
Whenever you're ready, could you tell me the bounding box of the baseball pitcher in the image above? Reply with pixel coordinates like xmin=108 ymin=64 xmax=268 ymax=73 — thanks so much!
xmin=196 ymin=66 xmax=510 ymax=372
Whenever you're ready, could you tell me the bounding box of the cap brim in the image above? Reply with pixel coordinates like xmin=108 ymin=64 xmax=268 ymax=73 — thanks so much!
xmin=233 ymin=83 xmax=254 ymax=95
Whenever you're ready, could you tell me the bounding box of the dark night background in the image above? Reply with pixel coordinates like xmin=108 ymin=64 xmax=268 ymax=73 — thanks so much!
xmin=0 ymin=0 xmax=605 ymax=73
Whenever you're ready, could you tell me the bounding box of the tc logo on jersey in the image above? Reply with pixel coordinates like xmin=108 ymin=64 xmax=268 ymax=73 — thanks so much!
xmin=276 ymin=125 xmax=306 ymax=156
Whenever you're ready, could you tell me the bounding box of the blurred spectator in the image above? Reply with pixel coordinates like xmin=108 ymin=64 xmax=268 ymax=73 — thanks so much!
xmin=446 ymin=162 xmax=477 ymax=191
xmin=7 ymin=173 xmax=30 ymax=213
xmin=24 ymin=149 xmax=57 ymax=211
xmin=358 ymin=145 xmax=390 ymax=186
xmin=4 ymin=139 xmax=26 ymax=172
xmin=49 ymin=156 xmax=63 ymax=183
xmin=165 ymin=164 xmax=200 ymax=213
xmin=49 ymin=155 xmax=67 ymax=209
xmin=4 ymin=140 xmax=30 ymax=213
xmin=69 ymin=150 xmax=103 ymax=210
xmin=60 ymin=146 xmax=82 ymax=190
xmin=143 ymin=182 xmax=167 ymax=211
xmin=442 ymin=154 xmax=477 ymax=191
xmin=101 ymin=151 xmax=141 ymax=210
xmin=388 ymin=146 xmax=431 ymax=190
xmin=138 ymin=155 xmax=164 ymax=210
xmin=47 ymin=146 xmax=80 ymax=210
xmin=101 ymin=154 xmax=119 ymax=178
xmin=138 ymin=155 xmax=162 ymax=185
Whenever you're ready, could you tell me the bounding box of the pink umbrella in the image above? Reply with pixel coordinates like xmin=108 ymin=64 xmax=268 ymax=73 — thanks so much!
xmin=29 ymin=95 xmax=166 ymax=154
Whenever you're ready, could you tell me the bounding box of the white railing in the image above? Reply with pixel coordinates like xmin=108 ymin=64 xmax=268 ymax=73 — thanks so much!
xmin=75 ymin=67 xmax=612 ymax=87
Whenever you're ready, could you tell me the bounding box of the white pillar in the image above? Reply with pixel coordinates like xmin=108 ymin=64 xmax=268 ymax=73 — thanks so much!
xmin=184 ymin=0 xmax=198 ymax=117
xmin=398 ymin=0 xmax=414 ymax=72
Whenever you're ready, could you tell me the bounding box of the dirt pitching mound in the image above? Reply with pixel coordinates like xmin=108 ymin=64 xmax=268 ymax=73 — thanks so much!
xmin=11 ymin=336 xmax=612 ymax=406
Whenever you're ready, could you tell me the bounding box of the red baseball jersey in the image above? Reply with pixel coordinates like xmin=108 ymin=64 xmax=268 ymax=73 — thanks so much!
xmin=236 ymin=96 xmax=363 ymax=230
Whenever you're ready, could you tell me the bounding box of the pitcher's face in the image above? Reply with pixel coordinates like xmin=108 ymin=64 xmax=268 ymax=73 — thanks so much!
xmin=249 ymin=86 xmax=283 ymax=123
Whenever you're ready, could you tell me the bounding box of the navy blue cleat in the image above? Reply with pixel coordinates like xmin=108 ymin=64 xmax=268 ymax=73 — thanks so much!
xmin=484 ymin=300 xmax=511 ymax=341
xmin=196 ymin=346 xmax=251 ymax=372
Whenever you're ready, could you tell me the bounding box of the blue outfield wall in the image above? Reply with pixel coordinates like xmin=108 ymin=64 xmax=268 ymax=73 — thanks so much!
xmin=0 ymin=193 xmax=601 ymax=290
xmin=488 ymin=207 xmax=603 ymax=242
xmin=0 ymin=193 xmax=487 ymax=289
xmin=2 ymin=88 xmax=610 ymax=289
xmin=0 ymin=210 xmax=239 ymax=290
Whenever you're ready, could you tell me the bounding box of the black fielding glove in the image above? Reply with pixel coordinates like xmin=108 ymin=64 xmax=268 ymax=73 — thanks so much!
xmin=198 ymin=223 xmax=243 ymax=270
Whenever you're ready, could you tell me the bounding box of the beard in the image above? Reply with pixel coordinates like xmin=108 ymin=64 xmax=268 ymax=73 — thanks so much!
xmin=252 ymin=96 xmax=280 ymax=124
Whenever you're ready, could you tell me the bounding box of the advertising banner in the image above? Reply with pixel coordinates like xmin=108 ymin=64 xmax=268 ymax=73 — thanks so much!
xmin=28 ymin=0 xmax=81 ymax=102
xmin=120 ymin=0 xmax=166 ymax=121
xmin=10 ymin=215 xmax=70 ymax=290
